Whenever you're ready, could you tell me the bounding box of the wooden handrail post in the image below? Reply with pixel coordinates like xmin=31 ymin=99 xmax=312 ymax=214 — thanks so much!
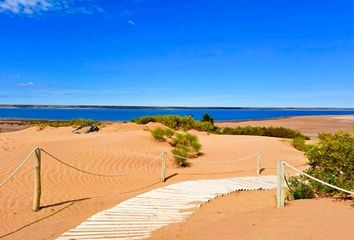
xmin=160 ymin=152 xmax=167 ymax=182
xmin=256 ymin=154 xmax=261 ymax=176
xmin=33 ymin=148 xmax=42 ymax=211
xmin=276 ymin=161 xmax=285 ymax=208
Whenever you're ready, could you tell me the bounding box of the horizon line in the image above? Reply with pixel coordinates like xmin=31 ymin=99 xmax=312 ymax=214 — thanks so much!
xmin=1 ymin=104 xmax=354 ymax=110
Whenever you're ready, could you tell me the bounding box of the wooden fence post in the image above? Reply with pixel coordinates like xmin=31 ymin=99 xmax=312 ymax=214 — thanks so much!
xmin=276 ymin=161 xmax=285 ymax=208
xmin=256 ymin=154 xmax=261 ymax=176
xmin=33 ymin=148 xmax=42 ymax=211
xmin=160 ymin=152 xmax=167 ymax=182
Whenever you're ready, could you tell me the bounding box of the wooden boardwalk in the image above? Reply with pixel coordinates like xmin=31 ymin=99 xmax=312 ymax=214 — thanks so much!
xmin=57 ymin=175 xmax=277 ymax=240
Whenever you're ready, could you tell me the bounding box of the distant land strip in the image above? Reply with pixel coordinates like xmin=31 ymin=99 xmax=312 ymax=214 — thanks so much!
xmin=1 ymin=105 xmax=354 ymax=110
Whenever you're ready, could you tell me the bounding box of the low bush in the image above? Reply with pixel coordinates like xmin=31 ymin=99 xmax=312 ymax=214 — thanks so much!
xmin=171 ymin=147 xmax=188 ymax=166
xmin=30 ymin=118 xmax=101 ymax=129
xmin=288 ymin=130 xmax=354 ymax=200
xmin=172 ymin=133 xmax=201 ymax=153
xmin=193 ymin=121 xmax=217 ymax=132
xmin=133 ymin=115 xmax=195 ymax=130
xmin=172 ymin=133 xmax=201 ymax=166
xmin=286 ymin=176 xmax=316 ymax=200
xmin=201 ymin=113 xmax=214 ymax=124
xmin=133 ymin=115 xmax=215 ymax=132
xmin=151 ymin=128 xmax=175 ymax=141
xmin=133 ymin=114 xmax=308 ymax=139
xmin=216 ymin=126 xmax=309 ymax=139
xmin=292 ymin=136 xmax=311 ymax=151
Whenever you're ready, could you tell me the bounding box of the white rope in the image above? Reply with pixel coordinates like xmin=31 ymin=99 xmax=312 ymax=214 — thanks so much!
xmin=283 ymin=161 xmax=354 ymax=195
xmin=166 ymin=152 xmax=189 ymax=160
xmin=167 ymin=152 xmax=260 ymax=163
xmin=41 ymin=148 xmax=162 ymax=177
xmin=0 ymin=148 xmax=36 ymax=188
xmin=192 ymin=152 xmax=260 ymax=163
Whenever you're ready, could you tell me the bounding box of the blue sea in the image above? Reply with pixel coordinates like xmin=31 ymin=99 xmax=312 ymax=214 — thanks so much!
xmin=0 ymin=108 xmax=354 ymax=122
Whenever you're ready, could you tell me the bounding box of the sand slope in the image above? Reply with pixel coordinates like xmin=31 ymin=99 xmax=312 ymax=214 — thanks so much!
xmin=0 ymin=122 xmax=306 ymax=239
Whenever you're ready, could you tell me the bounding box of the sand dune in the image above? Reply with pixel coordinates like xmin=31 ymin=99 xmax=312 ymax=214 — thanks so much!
xmin=0 ymin=122 xmax=307 ymax=239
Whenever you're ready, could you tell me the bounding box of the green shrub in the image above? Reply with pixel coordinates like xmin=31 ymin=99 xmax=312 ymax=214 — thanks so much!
xmin=172 ymin=133 xmax=201 ymax=153
xmin=292 ymin=137 xmax=310 ymax=151
xmin=216 ymin=126 xmax=309 ymax=139
xmin=305 ymin=131 xmax=354 ymax=196
xmin=288 ymin=130 xmax=354 ymax=200
xmin=287 ymin=176 xmax=315 ymax=200
xmin=171 ymin=147 xmax=188 ymax=166
xmin=201 ymin=113 xmax=214 ymax=124
xmin=193 ymin=121 xmax=217 ymax=132
xmin=133 ymin=115 xmax=195 ymax=130
xmin=133 ymin=115 xmax=215 ymax=132
xmin=171 ymin=133 xmax=201 ymax=166
xmin=133 ymin=115 xmax=309 ymax=139
xmin=30 ymin=118 xmax=101 ymax=129
xmin=151 ymin=128 xmax=175 ymax=141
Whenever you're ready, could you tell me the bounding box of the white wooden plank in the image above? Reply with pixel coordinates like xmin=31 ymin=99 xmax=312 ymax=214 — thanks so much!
xmin=57 ymin=175 xmax=277 ymax=240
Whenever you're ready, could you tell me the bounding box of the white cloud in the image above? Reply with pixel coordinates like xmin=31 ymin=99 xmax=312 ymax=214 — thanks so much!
xmin=18 ymin=81 xmax=34 ymax=87
xmin=127 ymin=20 xmax=136 ymax=26
xmin=0 ymin=0 xmax=52 ymax=14
xmin=0 ymin=0 xmax=104 ymax=15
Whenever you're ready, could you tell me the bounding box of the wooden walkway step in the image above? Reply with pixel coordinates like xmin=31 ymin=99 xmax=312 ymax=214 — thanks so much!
xmin=57 ymin=175 xmax=277 ymax=240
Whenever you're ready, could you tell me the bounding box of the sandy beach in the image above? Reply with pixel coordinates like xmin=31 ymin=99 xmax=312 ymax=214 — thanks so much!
xmin=216 ymin=115 xmax=354 ymax=139
xmin=0 ymin=116 xmax=352 ymax=239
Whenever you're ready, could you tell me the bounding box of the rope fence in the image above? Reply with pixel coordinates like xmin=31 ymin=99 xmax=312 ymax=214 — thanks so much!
xmin=41 ymin=148 xmax=162 ymax=178
xmin=276 ymin=160 xmax=354 ymax=208
xmin=6 ymin=147 xmax=332 ymax=212
xmin=167 ymin=151 xmax=263 ymax=176
xmin=0 ymin=147 xmax=265 ymax=211
xmin=0 ymin=148 xmax=37 ymax=188
xmin=0 ymin=147 xmax=165 ymax=211
xmin=168 ymin=152 xmax=260 ymax=163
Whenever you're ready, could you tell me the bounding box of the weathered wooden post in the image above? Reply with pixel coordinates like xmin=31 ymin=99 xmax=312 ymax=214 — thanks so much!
xmin=160 ymin=152 xmax=167 ymax=182
xmin=276 ymin=161 xmax=285 ymax=208
xmin=256 ymin=154 xmax=261 ymax=176
xmin=33 ymin=148 xmax=42 ymax=211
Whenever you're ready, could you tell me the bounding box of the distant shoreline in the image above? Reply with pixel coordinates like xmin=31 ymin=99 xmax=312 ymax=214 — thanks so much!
xmin=1 ymin=114 xmax=353 ymax=123
xmin=1 ymin=105 xmax=354 ymax=110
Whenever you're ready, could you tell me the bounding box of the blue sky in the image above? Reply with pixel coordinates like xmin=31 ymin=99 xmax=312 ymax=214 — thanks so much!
xmin=0 ymin=0 xmax=353 ymax=107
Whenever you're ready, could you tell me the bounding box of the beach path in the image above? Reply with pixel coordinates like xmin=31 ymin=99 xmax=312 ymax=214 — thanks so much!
xmin=57 ymin=175 xmax=277 ymax=240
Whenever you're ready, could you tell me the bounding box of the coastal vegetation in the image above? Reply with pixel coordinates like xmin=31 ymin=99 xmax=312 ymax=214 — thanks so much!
xmin=29 ymin=118 xmax=101 ymax=130
xmin=149 ymin=127 xmax=201 ymax=166
xmin=171 ymin=133 xmax=201 ymax=166
xmin=215 ymin=126 xmax=308 ymax=139
xmin=133 ymin=114 xmax=309 ymax=139
xmin=201 ymin=113 xmax=214 ymax=124
xmin=133 ymin=115 xmax=216 ymax=132
xmin=151 ymin=127 xmax=175 ymax=141
xmin=287 ymin=130 xmax=354 ymax=200
xmin=292 ymin=136 xmax=311 ymax=151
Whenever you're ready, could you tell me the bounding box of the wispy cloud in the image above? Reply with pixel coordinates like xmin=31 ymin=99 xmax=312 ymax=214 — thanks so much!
xmin=127 ymin=20 xmax=136 ymax=26
xmin=0 ymin=0 xmax=104 ymax=16
xmin=18 ymin=81 xmax=34 ymax=87
xmin=0 ymin=0 xmax=51 ymax=15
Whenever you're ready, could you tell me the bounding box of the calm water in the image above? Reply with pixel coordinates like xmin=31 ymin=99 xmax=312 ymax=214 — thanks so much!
xmin=0 ymin=108 xmax=354 ymax=121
